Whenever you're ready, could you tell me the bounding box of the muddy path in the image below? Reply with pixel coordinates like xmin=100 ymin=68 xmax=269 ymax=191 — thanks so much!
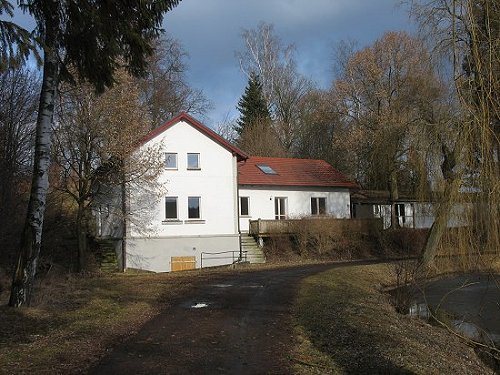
xmin=88 ymin=262 xmax=363 ymax=374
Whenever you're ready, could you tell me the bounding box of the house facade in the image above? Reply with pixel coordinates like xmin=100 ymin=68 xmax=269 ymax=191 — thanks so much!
xmin=96 ymin=114 xmax=360 ymax=272
xmin=124 ymin=113 xmax=247 ymax=272
xmin=238 ymin=157 xmax=358 ymax=232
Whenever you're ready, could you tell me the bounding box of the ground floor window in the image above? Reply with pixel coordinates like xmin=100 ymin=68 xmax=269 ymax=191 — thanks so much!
xmin=165 ymin=197 xmax=178 ymax=219
xmin=240 ymin=196 xmax=250 ymax=216
xmin=274 ymin=197 xmax=287 ymax=220
xmin=188 ymin=196 xmax=201 ymax=219
xmin=311 ymin=197 xmax=326 ymax=215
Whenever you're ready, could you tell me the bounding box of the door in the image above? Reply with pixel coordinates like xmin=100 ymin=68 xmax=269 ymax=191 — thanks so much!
xmin=274 ymin=197 xmax=287 ymax=220
xmin=171 ymin=256 xmax=196 ymax=272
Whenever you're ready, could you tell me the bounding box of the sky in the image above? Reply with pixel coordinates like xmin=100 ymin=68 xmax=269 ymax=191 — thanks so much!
xmin=7 ymin=1 xmax=416 ymax=128
xmin=162 ymin=0 xmax=416 ymax=127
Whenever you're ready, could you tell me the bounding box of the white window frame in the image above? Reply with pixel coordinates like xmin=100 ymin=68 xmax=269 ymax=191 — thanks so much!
xmin=187 ymin=153 xmax=200 ymax=170
xmin=274 ymin=197 xmax=287 ymax=220
xmin=311 ymin=197 xmax=326 ymax=216
xmin=187 ymin=196 xmax=201 ymax=219
xmin=240 ymin=196 xmax=250 ymax=216
xmin=165 ymin=152 xmax=178 ymax=169
xmin=165 ymin=196 xmax=178 ymax=220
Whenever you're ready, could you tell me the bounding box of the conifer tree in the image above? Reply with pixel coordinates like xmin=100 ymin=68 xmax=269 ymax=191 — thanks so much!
xmin=235 ymin=73 xmax=271 ymax=135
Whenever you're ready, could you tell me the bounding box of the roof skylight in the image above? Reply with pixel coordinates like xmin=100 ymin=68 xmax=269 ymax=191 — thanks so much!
xmin=257 ymin=164 xmax=277 ymax=175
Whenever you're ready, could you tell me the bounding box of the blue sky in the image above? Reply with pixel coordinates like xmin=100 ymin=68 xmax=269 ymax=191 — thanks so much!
xmin=6 ymin=1 xmax=415 ymax=128
xmin=163 ymin=0 xmax=415 ymax=127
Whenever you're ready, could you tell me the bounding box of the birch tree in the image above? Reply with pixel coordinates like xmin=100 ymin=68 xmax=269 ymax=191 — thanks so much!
xmin=8 ymin=0 xmax=181 ymax=307
xmin=236 ymin=22 xmax=313 ymax=153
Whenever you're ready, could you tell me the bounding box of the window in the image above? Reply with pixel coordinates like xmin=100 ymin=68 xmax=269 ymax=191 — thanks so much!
xmin=274 ymin=197 xmax=287 ymax=220
xmin=256 ymin=164 xmax=277 ymax=175
xmin=165 ymin=153 xmax=177 ymax=169
xmin=311 ymin=197 xmax=326 ymax=215
xmin=187 ymin=153 xmax=200 ymax=170
xmin=240 ymin=197 xmax=250 ymax=216
xmin=165 ymin=197 xmax=178 ymax=219
xmin=188 ymin=196 xmax=201 ymax=219
xmin=395 ymin=203 xmax=406 ymax=224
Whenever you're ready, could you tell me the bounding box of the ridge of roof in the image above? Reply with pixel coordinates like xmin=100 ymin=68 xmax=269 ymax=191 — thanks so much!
xmin=138 ymin=112 xmax=248 ymax=161
xmin=239 ymin=156 xmax=358 ymax=189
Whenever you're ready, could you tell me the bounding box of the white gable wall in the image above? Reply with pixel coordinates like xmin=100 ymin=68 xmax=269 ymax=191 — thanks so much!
xmin=239 ymin=185 xmax=351 ymax=231
xmin=126 ymin=120 xmax=240 ymax=272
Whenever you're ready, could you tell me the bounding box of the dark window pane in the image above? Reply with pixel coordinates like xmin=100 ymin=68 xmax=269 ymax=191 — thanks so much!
xmin=311 ymin=198 xmax=317 ymax=215
xmin=165 ymin=197 xmax=177 ymax=219
xmin=240 ymin=197 xmax=249 ymax=216
xmin=319 ymin=198 xmax=326 ymax=214
xmin=188 ymin=197 xmax=200 ymax=219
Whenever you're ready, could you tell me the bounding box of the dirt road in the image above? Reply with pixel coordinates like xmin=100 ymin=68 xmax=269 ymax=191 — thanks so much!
xmin=88 ymin=263 xmax=342 ymax=374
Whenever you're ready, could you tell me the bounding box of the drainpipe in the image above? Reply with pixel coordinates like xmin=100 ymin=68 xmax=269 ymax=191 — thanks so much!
xmin=236 ymin=156 xmax=244 ymax=262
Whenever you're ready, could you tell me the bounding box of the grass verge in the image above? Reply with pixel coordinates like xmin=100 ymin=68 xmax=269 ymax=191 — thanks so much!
xmin=293 ymin=263 xmax=494 ymax=374
xmin=0 ymin=269 xmax=224 ymax=374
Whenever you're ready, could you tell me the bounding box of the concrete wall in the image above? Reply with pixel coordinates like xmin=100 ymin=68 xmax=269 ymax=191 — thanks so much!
xmin=239 ymin=185 xmax=351 ymax=231
xmin=126 ymin=235 xmax=240 ymax=272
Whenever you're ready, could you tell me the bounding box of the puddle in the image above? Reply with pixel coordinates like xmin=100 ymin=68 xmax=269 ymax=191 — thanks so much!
xmin=211 ymin=284 xmax=233 ymax=288
xmin=191 ymin=302 xmax=209 ymax=309
xmin=241 ymin=284 xmax=264 ymax=289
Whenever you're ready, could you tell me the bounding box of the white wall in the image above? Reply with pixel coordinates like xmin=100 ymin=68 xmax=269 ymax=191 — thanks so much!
xmin=129 ymin=120 xmax=239 ymax=238
xmin=125 ymin=120 xmax=240 ymax=272
xmin=239 ymin=185 xmax=351 ymax=231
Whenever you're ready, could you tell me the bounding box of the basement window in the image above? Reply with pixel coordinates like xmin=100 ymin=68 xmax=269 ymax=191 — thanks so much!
xmin=256 ymin=164 xmax=277 ymax=175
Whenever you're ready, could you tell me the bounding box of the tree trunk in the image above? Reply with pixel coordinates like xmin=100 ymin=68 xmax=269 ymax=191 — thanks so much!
xmin=420 ymin=178 xmax=461 ymax=268
xmin=9 ymin=37 xmax=60 ymax=307
xmin=389 ymin=169 xmax=400 ymax=229
xmin=76 ymin=202 xmax=87 ymax=272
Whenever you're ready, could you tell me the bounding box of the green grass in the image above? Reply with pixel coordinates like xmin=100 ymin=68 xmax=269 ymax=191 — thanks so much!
xmin=292 ymin=263 xmax=493 ymax=374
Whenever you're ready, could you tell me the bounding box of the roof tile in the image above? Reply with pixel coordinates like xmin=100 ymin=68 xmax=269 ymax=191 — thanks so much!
xmin=239 ymin=156 xmax=358 ymax=188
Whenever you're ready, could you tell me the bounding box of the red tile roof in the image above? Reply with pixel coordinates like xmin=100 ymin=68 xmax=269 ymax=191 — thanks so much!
xmin=239 ymin=156 xmax=358 ymax=188
xmin=138 ymin=112 xmax=248 ymax=161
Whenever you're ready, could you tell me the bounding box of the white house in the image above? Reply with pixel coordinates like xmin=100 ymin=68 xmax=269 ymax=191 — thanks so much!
xmin=96 ymin=114 xmax=361 ymax=272
xmin=123 ymin=113 xmax=248 ymax=272
xmin=238 ymin=156 xmax=358 ymax=232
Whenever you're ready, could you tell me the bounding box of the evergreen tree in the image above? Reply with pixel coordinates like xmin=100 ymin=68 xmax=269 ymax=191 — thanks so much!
xmin=235 ymin=73 xmax=271 ymax=135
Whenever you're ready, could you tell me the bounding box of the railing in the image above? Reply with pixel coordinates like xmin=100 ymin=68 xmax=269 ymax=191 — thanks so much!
xmin=249 ymin=217 xmax=383 ymax=236
xmin=200 ymin=250 xmax=247 ymax=269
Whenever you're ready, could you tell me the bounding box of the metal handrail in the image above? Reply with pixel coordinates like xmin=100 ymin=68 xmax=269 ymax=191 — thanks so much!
xmin=200 ymin=250 xmax=248 ymax=268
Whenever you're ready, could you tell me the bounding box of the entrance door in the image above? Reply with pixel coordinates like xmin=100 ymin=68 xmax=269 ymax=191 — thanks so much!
xmin=274 ymin=197 xmax=287 ymax=220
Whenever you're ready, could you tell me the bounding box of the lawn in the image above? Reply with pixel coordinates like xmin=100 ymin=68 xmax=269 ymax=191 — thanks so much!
xmin=293 ymin=263 xmax=494 ymax=374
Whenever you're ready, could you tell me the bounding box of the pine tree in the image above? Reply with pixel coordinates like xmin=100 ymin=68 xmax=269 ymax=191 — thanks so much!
xmin=235 ymin=73 xmax=271 ymax=135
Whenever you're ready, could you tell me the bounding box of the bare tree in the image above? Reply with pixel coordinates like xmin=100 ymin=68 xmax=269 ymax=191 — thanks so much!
xmin=410 ymin=0 xmax=500 ymax=267
xmin=54 ymin=70 xmax=163 ymax=272
xmin=139 ymin=36 xmax=212 ymax=128
xmin=236 ymin=22 xmax=313 ymax=153
xmin=0 ymin=67 xmax=39 ymax=264
xmin=333 ymin=31 xmax=444 ymax=227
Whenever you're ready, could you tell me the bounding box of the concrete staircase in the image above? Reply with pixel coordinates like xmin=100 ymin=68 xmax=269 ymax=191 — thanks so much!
xmin=241 ymin=233 xmax=266 ymax=264
xmin=96 ymin=239 xmax=119 ymax=273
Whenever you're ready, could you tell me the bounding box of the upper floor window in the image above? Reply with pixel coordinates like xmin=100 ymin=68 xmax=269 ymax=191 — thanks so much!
xmin=240 ymin=196 xmax=250 ymax=216
xmin=311 ymin=197 xmax=326 ymax=215
xmin=165 ymin=153 xmax=177 ymax=169
xmin=187 ymin=153 xmax=200 ymax=170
